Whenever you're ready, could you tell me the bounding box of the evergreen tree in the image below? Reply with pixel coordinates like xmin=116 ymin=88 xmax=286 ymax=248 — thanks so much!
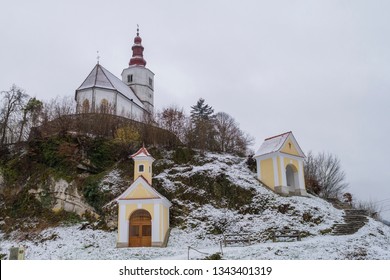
xmin=187 ymin=98 xmax=216 ymax=153
xmin=190 ymin=98 xmax=214 ymax=122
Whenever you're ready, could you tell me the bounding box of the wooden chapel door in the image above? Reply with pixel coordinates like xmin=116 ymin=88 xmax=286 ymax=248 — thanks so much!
xmin=129 ymin=209 xmax=152 ymax=247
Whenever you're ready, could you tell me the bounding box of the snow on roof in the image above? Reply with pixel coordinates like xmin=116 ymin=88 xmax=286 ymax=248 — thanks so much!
xmin=255 ymin=131 xmax=291 ymax=157
xmin=77 ymin=64 xmax=144 ymax=108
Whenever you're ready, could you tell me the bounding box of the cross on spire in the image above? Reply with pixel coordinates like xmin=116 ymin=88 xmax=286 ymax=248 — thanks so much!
xmin=96 ymin=51 xmax=100 ymax=64
xmin=129 ymin=25 xmax=146 ymax=66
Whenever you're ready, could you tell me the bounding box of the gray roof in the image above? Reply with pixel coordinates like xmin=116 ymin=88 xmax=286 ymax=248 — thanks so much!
xmin=77 ymin=64 xmax=144 ymax=108
xmin=254 ymin=131 xmax=305 ymax=158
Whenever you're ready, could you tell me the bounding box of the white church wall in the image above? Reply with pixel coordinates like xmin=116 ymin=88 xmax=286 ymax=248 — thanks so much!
xmin=76 ymin=89 xmax=93 ymax=113
xmin=122 ymin=66 xmax=154 ymax=112
xmin=122 ymin=66 xmax=154 ymax=88
xmin=95 ymin=88 xmax=116 ymax=112
xmin=116 ymin=94 xmax=144 ymax=120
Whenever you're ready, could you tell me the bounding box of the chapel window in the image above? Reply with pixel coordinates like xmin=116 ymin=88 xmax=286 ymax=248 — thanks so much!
xmin=139 ymin=165 xmax=144 ymax=172
xmin=82 ymin=99 xmax=90 ymax=113
xmin=128 ymin=75 xmax=133 ymax=83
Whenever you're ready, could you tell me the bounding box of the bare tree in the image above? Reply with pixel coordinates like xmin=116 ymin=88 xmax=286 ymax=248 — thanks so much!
xmin=304 ymin=151 xmax=349 ymax=198
xmin=0 ymin=85 xmax=28 ymax=145
xmin=157 ymin=105 xmax=188 ymax=142
xmin=214 ymin=112 xmax=254 ymax=156
xmin=353 ymin=199 xmax=382 ymax=219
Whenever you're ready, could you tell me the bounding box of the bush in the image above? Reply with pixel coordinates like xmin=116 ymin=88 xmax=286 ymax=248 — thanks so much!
xmin=82 ymin=174 xmax=107 ymax=213
xmin=172 ymin=147 xmax=195 ymax=164
xmin=204 ymin=252 xmax=223 ymax=260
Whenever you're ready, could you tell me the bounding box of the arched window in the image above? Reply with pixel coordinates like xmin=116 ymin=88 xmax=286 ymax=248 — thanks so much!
xmin=100 ymin=99 xmax=109 ymax=114
xmin=82 ymin=99 xmax=90 ymax=113
xmin=139 ymin=164 xmax=144 ymax=172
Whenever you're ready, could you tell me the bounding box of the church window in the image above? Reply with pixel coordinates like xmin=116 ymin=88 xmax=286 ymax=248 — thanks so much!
xmin=100 ymin=99 xmax=110 ymax=114
xmin=149 ymin=78 xmax=153 ymax=87
xmin=82 ymin=99 xmax=90 ymax=113
xmin=128 ymin=75 xmax=133 ymax=83
xmin=289 ymin=143 xmax=292 ymax=149
xmin=139 ymin=165 xmax=144 ymax=172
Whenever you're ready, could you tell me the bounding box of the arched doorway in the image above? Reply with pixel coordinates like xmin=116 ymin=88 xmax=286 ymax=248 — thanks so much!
xmin=129 ymin=209 xmax=152 ymax=247
xmin=286 ymin=164 xmax=299 ymax=189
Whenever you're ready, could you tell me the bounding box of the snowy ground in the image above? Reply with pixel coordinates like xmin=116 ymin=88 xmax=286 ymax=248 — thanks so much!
xmin=1 ymin=218 xmax=390 ymax=260
xmin=1 ymin=152 xmax=390 ymax=260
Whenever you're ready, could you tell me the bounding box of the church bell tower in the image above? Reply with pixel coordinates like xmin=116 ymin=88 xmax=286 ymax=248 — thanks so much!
xmin=121 ymin=26 xmax=155 ymax=113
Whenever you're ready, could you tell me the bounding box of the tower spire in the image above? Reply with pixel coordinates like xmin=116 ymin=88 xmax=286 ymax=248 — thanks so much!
xmin=129 ymin=25 xmax=146 ymax=67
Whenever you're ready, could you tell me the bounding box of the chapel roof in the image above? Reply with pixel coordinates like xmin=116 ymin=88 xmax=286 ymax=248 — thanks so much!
xmin=77 ymin=63 xmax=144 ymax=108
xmin=130 ymin=146 xmax=154 ymax=159
xmin=255 ymin=131 xmax=305 ymax=157
xmin=116 ymin=175 xmax=172 ymax=207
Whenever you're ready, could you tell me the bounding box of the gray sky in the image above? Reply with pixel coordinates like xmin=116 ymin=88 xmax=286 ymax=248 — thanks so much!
xmin=1 ymin=0 xmax=390 ymax=218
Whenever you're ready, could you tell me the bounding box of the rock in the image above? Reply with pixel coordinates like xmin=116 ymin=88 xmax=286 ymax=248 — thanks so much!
xmin=29 ymin=177 xmax=98 ymax=217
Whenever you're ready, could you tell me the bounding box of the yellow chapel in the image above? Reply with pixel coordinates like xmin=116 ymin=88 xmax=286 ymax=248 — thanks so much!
xmin=254 ymin=131 xmax=307 ymax=196
xmin=116 ymin=146 xmax=172 ymax=247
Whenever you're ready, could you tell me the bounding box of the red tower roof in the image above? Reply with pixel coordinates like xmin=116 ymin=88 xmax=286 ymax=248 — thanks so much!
xmin=129 ymin=26 xmax=147 ymax=67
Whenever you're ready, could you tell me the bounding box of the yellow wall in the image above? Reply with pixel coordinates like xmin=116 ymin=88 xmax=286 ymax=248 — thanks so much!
xmin=280 ymin=139 xmax=300 ymax=156
xmin=134 ymin=159 xmax=152 ymax=184
xmin=260 ymin=158 xmax=275 ymax=188
xmin=125 ymin=183 xmax=157 ymax=199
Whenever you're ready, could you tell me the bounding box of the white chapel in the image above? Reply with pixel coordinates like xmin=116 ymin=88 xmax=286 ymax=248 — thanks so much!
xmin=75 ymin=28 xmax=154 ymax=120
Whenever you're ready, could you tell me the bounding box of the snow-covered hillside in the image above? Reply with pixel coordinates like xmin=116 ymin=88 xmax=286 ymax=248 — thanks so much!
xmin=1 ymin=152 xmax=390 ymax=259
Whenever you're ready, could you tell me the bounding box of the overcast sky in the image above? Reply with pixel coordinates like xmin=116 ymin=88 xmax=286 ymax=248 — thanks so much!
xmin=1 ymin=0 xmax=390 ymax=218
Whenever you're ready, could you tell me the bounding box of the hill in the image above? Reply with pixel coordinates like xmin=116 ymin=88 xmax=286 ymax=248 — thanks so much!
xmin=1 ymin=137 xmax=390 ymax=259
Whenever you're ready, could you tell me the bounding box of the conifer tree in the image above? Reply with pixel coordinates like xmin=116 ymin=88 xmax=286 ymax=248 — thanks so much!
xmin=188 ymin=98 xmax=216 ymax=153
xmin=190 ymin=98 xmax=214 ymax=122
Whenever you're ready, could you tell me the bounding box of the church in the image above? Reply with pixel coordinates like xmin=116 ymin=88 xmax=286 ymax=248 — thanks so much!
xmin=74 ymin=28 xmax=154 ymax=120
